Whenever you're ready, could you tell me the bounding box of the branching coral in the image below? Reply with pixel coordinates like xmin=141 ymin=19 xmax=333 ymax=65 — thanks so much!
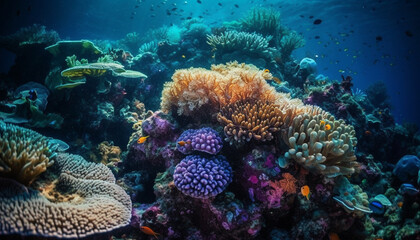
xmin=0 ymin=122 xmax=55 ymax=186
xmin=206 ymin=31 xmax=274 ymax=58
xmin=139 ymin=41 xmax=158 ymax=54
xmin=217 ymin=100 xmax=284 ymax=144
xmin=282 ymin=113 xmax=358 ymax=177
xmin=277 ymin=31 xmax=305 ymax=61
xmin=239 ymin=7 xmax=282 ymax=36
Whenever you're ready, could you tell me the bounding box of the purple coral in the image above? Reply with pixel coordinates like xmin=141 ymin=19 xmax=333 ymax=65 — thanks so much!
xmin=173 ymin=155 xmax=232 ymax=199
xmin=142 ymin=111 xmax=174 ymax=137
xmin=176 ymin=127 xmax=223 ymax=155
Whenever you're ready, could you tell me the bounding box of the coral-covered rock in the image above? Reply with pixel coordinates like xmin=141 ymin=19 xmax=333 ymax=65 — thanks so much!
xmin=0 ymin=153 xmax=131 ymax=238
xmin=173 ymin=155 xmax=232 ymax=199
xmin=393 ymin=155 xmax=420 ymax=182
xmin=176 ymin=127 xmax=223 ymax=155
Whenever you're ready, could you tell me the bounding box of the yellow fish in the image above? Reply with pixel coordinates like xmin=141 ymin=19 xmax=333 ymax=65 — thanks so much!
xmin=325 ymin=124 xmax=332 ymax=130
xmin=263 ymin=69 xmax=270 ymax=73
xmin=137 ymin=136 xmax=149 ymax=144
xmin=182 ymin=55 xmax=186 ymax=58
xmin=301 ymin=185 xmax=310 ymax=200
xmin=320 ymin=120 xmax=325 ymax=125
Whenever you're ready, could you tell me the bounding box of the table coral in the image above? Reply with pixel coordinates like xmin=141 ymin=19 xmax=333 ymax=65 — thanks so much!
xmin=173 ymin=155 xmax=232 ymax=199
xmin=0 ymin=152 xmax=131 ymax=238
xmin=0 ymin=121 xmax=55 ymax=186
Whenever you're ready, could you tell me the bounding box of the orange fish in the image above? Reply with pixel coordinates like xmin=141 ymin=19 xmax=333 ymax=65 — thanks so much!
xmin=178 ymin=140 xmax=191 ymax=146
xmin=263 ymin=69 xmax=270 ymax=73
xmin=137 ymin=136 xmax=149 ymax=144
xmin=320 ymin=120 xmax=326 ymax=125
xmin=140 ymin=226 xmax=159 ymax=239
xmin=329 ymin=232 xmax=340 ymax=240
xmin=301 ymin=185 xmax=310 ymax=200
xmin=397 ymin=201 xmax=403 ymax=208
xmin=365 ymin=130 xmax=372 ymax=136
xmin=325 ymin=124 xmax=331 ymax=130
xmin=273 ymin=76 xmax=281 ymax=84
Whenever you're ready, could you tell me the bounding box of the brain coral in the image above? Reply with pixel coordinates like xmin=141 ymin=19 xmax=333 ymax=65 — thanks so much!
xmin=0 ymin=121 xmax=56 ymax=185
xmin=176 ymin=127 xmax=223 ymax=155
xmin=0 ymin=153 xmax=131 ymax=238
xmin=173 ymin=155 xmax=232 ymax=199
xmin=282 ymin=113 xmax=358 ymax=177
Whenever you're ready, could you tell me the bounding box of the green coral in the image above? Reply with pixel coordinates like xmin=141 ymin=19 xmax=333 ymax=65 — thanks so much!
xmin=65 ymin=54 xmax=88 ymax=67
xmin=240 ymin=7 xmax=282 ymax=36
xmin=207 ymin=30 xmax=274 ymax=58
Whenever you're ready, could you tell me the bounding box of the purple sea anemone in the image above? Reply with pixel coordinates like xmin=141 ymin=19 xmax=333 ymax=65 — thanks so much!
xmin=173 ymin=155 xmax=232 ymax=199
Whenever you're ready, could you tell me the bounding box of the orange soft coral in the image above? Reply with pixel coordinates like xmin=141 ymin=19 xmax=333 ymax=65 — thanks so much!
xmin=161 ymin=61 xmax=294 ymax=120
xmin=278 ymin=172 xmax=297 ymax=194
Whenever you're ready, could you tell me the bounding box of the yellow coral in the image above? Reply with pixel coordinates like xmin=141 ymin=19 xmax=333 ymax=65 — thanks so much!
xmin=0 ymin=122 xmax=55 ymax=185
xmin=97 ymin=141 xmax=121 ymax=166
xmin=217 ymin=100 xmax=284 ymax=144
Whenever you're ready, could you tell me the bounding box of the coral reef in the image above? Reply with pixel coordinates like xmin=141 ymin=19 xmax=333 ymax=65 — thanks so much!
xmin=173 ymin=155 xmax=232 ymax=199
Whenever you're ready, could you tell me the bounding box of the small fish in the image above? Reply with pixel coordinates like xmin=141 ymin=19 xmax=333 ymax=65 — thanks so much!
xmin=325 ymin=124 xmax=331 ymax=130
xmin=137 ymin=136 xmax=149 ymax=144
xmin=301 ymin=185 xmax=310 ymax=200
xmin=376 ymin=36 xmax=383 ymax=41
xmin=272 ymin=77 xmax=281 ymax=84
xmin=313 ymin=19 xmax=322 ymax=25
xmin=197 ymin=0 xmax=202 ymax=3
xmin=397 ymin=201 xmax=403 ymax=208
xmin=263 ymin=69 xmax=270 ymax=73
xmin=398 ymin=183 xmax=419 ymax=196
xmin=365 ymin=130 xmax=372 ymax=136
xmin=369 ymin=200 xmax=385 ymax=214
xmin=218 ymin=2 xmax=222 ymax=6
xmin=177 ymin=140 xmax=191 ymax=146
xmin=234 ymin=4 xmax=239 ymax=8
xmin=320 ymin=120 xmax=325 ymax=125
xmin=182 ymin=55 xmax=186 ymax=58
xmin=140 ymin=226 xmax=159 ymax=239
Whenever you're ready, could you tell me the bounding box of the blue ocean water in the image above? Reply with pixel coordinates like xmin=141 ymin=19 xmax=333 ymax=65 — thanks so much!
xmin=1 ymin=0 xmax=419 ymax=125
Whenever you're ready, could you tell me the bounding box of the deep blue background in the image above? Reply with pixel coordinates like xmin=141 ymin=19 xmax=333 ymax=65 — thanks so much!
xmin=1 ymin=0 xmax=419 ymax=125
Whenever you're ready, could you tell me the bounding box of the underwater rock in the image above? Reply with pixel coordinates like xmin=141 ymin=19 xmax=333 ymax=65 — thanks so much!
xmin=393 ymin=155 xmax=420 ymax=182
xmin=173 ymin=155 xmax=232 ymax=199
xmin=176 ymin=127 xmax=223 ymax=155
